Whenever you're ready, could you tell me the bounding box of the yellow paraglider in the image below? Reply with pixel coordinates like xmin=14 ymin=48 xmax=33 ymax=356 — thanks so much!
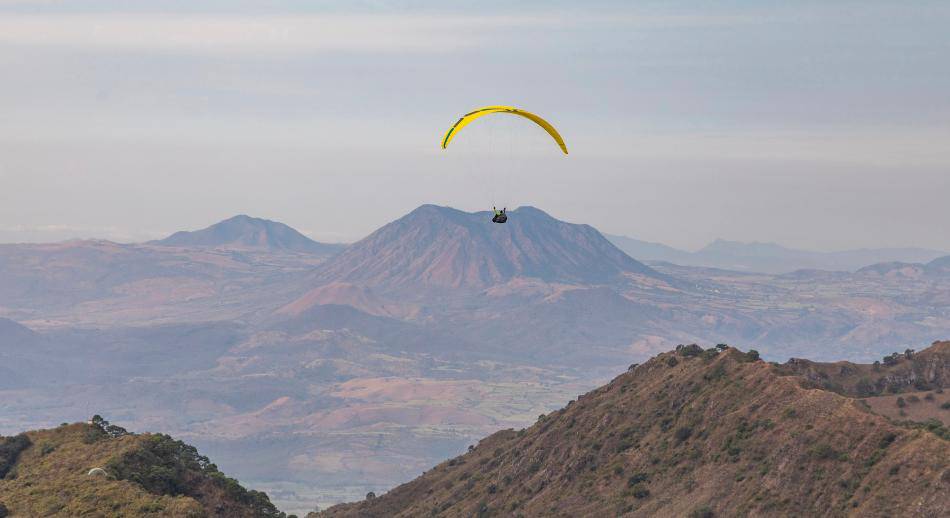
xmin=441 ymin=106 xmax=568 ymax=154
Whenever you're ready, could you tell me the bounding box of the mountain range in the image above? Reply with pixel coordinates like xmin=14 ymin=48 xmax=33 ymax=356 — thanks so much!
xmin=607 ymin=234 xmax=947 ymax=274
xmin=1 ymin=206 xmax=949 ymax=514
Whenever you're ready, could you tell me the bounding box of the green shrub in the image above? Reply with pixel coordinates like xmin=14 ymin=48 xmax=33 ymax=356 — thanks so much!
xmin=627 ymin=473 xmax=648 ymax=486
xmin=809 ymin=443 xmax=839 ymax=460
xmin=91 ymin=415 xmax=129 ymax=438
xmin=674 ymin=427 xmax=693 ymax=443
xmin=0 ymin=434 xmax=31 ymax=478
xmin=690 ymin=506 xmax=714 ymax=518
xmin=865 ymin=449 xmax=885 ymax=467
xmin=705 ymin=364 xmax=727 ymax=381
xmin=676 ymin=344 xmax=703 ymax=357
xmin=107 ymin=434 xmax=285 ymax=517
xmin=138 ymin=502 xmax=165 ymax=513
xmin=879 ymin=433 xmax=897 ymax=448
xmin=855 ymin=378 xmax=877 ymax=397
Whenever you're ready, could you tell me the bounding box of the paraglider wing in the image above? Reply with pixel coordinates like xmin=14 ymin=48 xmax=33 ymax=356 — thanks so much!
xmin=441 ymin=106 xmax=568 ymax=154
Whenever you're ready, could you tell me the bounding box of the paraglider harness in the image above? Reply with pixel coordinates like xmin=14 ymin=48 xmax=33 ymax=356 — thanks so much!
xmin=492 ymin=207 xmax=508 ymax=224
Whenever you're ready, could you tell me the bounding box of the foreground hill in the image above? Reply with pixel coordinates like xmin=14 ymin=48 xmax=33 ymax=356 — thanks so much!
xmin=0 ymin=417 xmax=289 ymax=517
xmin=317 ymin=342 xmax=950 ymax=517
xmin=151 ymin=214 xmax=344 ymax=254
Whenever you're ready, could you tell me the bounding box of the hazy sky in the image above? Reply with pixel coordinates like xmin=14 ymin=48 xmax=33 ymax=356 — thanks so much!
xmin=1 ymin=1 xmax=948 ymax=251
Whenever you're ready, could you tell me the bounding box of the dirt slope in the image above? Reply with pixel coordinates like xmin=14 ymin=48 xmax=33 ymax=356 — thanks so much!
xmin=316 ymin=344 xmax=950 ymax=517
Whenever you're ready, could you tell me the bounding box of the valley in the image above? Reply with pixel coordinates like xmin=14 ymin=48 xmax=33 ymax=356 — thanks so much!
xmin=2 ymin=208 xmax=949 ymax=514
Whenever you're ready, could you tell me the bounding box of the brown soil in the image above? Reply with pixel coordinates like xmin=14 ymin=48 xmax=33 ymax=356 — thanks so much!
xmin=316 ymin=343 xmax=950 ymax=517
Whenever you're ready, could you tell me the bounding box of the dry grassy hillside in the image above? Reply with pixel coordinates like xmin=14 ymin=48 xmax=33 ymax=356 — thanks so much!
xmin=316 ymin=343 xmax=950 ymax=517
xmin=0 ymin=418 xmax=288 ymax=517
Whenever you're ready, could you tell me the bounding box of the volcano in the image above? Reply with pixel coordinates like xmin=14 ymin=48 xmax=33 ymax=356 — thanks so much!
xmin=151 ymin=214 xmax=343 ymax=254
xmin=310 ymin=205 xmax=662 ymax=291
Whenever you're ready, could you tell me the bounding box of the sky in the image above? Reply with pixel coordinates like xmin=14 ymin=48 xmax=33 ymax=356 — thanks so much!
xmin=1 ymin=0 xmax=948 ymax=251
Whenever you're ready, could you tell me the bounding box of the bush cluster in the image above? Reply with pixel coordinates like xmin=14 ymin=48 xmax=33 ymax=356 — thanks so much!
xmin=107 ymin=433 xmax=286 ymax=517
xmin=676 ymin=344 xmax=703 ymax=357
xmin=0 ymin=434 xmax=31 ymax=478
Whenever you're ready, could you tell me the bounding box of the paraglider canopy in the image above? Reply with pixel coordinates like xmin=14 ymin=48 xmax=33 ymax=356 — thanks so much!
xmin=87 ymin=467 xmax=108 ymax=477
xmin=441 ymin=106 xmax=568 ymax=155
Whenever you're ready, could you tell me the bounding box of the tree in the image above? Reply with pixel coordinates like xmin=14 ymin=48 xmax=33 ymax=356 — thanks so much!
xmin=896 ymin=397 xmax=906 ymax=408
xmin=715 ymin=343 xmax=729 ymax=351
xmin=746 ymin=350 xmax=760 ymax=362
xmin=90 ymin=415 xmax=128 ymax=438
xmin=903 ymin=348 xmax=915 ymax=359
xmin=676 ymin=344 xmax=703 ymax=357
xmin=365 ymin=492 xmax=376 ymax=500
xmin=856 ymin=378 xmax=876 ymax=397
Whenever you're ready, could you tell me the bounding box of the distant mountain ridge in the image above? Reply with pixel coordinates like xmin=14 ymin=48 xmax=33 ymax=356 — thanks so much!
xmin=310 ymin=205 xmax=662 ymax=291
xmin=855 ymin=254 xmax=950 ymax=279
xmin=152 ymin=214 xmax=344 ymax=254
xmin=607 ymin=234 xmax=946 ymax=274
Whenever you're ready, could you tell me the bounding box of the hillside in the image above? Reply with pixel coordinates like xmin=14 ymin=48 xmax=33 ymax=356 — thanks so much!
xmin=0 ymin=417 xmax=290 ymax=517
xmin=310 ymin=205 xmax=661 ymax=291
xmin=775 ymin=342 xmax=950 ymax=397
xmin=152 ymin=215 xmax=343 ymax=254
xmin=0 ymin=239 xmax=326 ymax=327
xmin=316 ymin=343 xmax=950 ymax=517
